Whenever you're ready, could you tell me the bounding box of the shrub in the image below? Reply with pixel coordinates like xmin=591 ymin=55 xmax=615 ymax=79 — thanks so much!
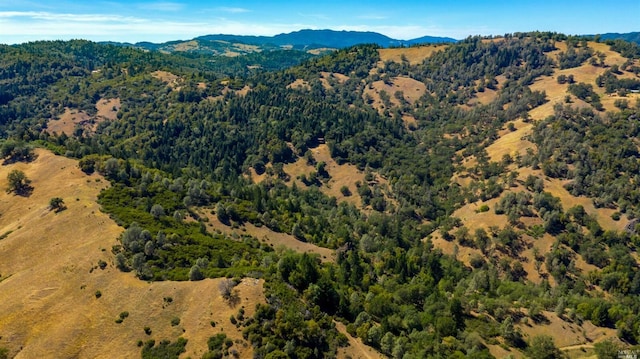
xmin=95 ymin=290 xmax=102 ymax=299
xmin=171 ymin=317 xmax=180 ymax=326
xmin=49 ymin=197 xmax=66 ymax=212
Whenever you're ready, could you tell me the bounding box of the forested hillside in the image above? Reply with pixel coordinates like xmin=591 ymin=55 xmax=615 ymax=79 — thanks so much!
xmin=1 ymin=32 xmax=640 ymax=358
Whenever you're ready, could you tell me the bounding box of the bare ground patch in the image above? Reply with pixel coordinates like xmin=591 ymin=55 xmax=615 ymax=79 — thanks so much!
xmin=46 ymin=108 xmax=91 ymax=136
xmin=95 ymin=98 xmax=121 ymax=121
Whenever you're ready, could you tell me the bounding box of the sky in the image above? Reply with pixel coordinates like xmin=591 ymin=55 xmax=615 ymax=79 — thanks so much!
xmin=0 ymin=0 xmax=638 ymax=44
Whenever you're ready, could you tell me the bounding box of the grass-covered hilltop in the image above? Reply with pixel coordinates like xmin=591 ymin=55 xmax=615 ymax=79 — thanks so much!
xmin=1 ymin=31 xmax=640 ymax=358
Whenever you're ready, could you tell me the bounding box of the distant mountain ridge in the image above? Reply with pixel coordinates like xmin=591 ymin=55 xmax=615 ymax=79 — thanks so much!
xmin=104 ymin=29 xmax=458 ymax=56
xmin=196 ymin=29 xmax=457 ymax=48
xmin=103 ymin=29 xmax=640 ymax=57
xmin=588 ymin=32 xmax=640 ymax=44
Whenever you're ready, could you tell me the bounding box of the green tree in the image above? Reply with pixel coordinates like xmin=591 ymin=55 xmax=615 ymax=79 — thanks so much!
xmin=150 ymin=204 xmax=165 ymax=219
xmin=526 ymin=335 xmax=563 ymax=359
xmin=594 ymin=339 xmax=623 ymax=359
xmin=7 ymin=169 xmax=31 ymax=195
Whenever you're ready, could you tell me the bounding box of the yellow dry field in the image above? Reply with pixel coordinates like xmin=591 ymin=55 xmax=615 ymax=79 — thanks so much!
xmin=0 ymin=149 xmax=264 ymax=359
xmin=235 ymin=85 xmax=252 ymax=97
xmin=518 ymin=311 xmax=617 ymax=351
xmin=402 ymin=113 xmax=417 ymax=128
xmin=249 ymin=144 xmax=394 ymax=211
xmin=319 ymin=72 xmax=349 ymax=89
xmin=287 ymin=78 xmax=310 ymax=90
xmin=517 ymin=167 xmax=626 ymax=232
xmin=486 ymin=118 xmax=535 ymax=162
xmin=95 ymin=98 xmax=121 ymax=121
xmin=172 ymin=40 xmax=199 ymax=52
xmin=194 ymin=208 xmax=335 ymax=263
xmin=151 ymin=70 xmax=182 ymax=89
xmin=321 ymin=71 xmax=349 ymax=83
xmin=363 ymin=76 xmax=427 ymax=113
xmin=531 ymin=41 xmax=640 ymax=115
xmin=378 ymin=45 xmax=447 ymax=65
xmin=487 ymin=310 xmax=617 ymax=358
xmin=469 ymin=88 xmax=499 ymax=106
xmin=46 ymin=107 xmax=91 ymax=136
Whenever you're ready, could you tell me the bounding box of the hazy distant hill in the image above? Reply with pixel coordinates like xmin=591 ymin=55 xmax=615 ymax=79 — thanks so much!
xmin=595 ymin=31 xmax=640 ymax=44
xmin=105 ymin=29 xmax=458 ymax=55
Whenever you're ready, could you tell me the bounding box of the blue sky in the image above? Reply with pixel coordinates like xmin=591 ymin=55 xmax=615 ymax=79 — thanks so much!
xmin=1 ymin=0 xmax=638 ymax=44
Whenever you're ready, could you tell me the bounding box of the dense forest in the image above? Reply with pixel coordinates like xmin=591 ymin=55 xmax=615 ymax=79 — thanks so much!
xmin=1 ymin=32 xmax=640 ymax=358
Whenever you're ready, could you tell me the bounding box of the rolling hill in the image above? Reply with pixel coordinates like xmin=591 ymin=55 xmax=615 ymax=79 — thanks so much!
xmin=1 ymin=32 xmax=640 ymax=358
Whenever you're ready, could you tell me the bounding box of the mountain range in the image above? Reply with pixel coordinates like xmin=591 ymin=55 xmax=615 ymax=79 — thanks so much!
xmin=104 ymin=29 xmax=458 ymax=55
xmin=104 ymin=29 xmax=640 ymax=57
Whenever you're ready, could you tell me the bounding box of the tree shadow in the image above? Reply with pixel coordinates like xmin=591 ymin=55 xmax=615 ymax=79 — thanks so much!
xmin=12 ymin=185 xmax=34 ymax=197
xmin=2 ymin=153 xmax=38 ymax=166
xmin=226 ymin=290 xmax=241 ymax=308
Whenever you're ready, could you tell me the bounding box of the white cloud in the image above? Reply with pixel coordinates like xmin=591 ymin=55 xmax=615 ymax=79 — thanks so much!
xmin=0 ymin=9 xmax=482 ymax=44
xmin=0 ymin=11 xmax=144 ymax=23
xmin=136 ymin=1 xmax=184 ymax=12
xmin=217 ymin=7 xmax=250 ymax=14
xmin=0 ymin=10 xmax=314 ymax=43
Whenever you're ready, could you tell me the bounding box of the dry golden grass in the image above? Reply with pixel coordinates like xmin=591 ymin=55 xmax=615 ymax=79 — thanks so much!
xmin=151 ymin=70 xmax=182 ymax=89
xmin=194 ymin=208 xmax=335 ymax=263
xmin=249 ymin=144 xmax=394 ymax=211
xmin=318 ymin=72 xmax=349 ymax=89
xmin=95 ymin=98 xmax=121 ymax=121
xmin=172 ymin=40 xmax=199 ymax=52
xmin=287 ymin=78 xmax=310 ymax=90
xmin=486 ymin=119 xmax=535 ymax=162
xmin=47 ymin=98 xmax=120 ymax=136
xmin=529 ymin=40 xmax=640 ymax=116
xmin=378 ymin=45 xmax=447 ymax=65
xmin=0 ymin=149 xmax=263 ymax=358
xmin=46 ymin=107 xmax=90 ymax=136
xmin=363 ymin=76 xmax=427 ymax=113
xmin=517 ymin=167 xmax=626 ymax=232
xmin=307 ymin=48 xmax=335 ymax=55
xmin=518 ymin=311 xmax=617 ymax=350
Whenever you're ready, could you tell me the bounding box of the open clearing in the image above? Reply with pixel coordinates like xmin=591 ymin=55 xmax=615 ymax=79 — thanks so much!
xmin=530 ymin=40 xmax=640 ymax=116
xmin=45 ymin=107 xmax=91 ymax=136
xmin=46 ymin=98 xmax=121 ymax=136
xmin=363 ymin=76 xmax=427 ymax=114
xmin=378 ymin=45 xmax=447 ymax=65
xmin=485 ymin=118 xmax=535 ymax=162
xmin=194 ymin=208 xmax=335 ymax=263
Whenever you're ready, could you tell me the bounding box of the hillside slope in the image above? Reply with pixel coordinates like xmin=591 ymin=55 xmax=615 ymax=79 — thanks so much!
xmin=0 ymin=150 xmax=264 ymax=359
